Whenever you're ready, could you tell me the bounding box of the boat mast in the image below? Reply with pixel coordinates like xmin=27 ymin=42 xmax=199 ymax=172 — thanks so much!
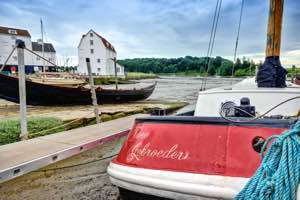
xmin=257 ymin=0 xmax=287 ymax=87
xmin=40 ymin=19 xmax=45 ymax=73
xmin=266 ymin=0 xmax=284 ymax=58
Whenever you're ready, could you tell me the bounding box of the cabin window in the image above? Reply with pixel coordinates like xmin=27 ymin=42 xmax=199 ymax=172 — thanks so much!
xmin=90 ymin=33 xmax=93 ymax=37
xmin=90 ymin=49 xmax=94 ymax=54
xmin=8 ymin=29 xmax=17 ymax=35
xmin=97 ymin=59 xmax=101 ymax=63
xmin=90 ymin=40 xmax=93 ymax=45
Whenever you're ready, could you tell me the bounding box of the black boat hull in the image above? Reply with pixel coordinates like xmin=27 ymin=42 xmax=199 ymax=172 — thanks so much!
xmin=0 ymin=74 xmax=156 ymax=105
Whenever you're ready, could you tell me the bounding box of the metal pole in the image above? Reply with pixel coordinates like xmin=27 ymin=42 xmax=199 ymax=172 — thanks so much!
xmin=86 ymin=58 xmax=100 ymax=124
xmin=113 ymin=57 xmax=118 ymax=90
xmin=41 ymin=19 xmax=45 ymax=73
xmin=16 ymin=40 xmax=28 ymax=140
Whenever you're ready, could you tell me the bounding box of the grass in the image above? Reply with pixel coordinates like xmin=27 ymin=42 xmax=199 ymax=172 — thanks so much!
xmin=0 ymin=101 xmax=188 ymax=145
xmin=125 ymin=72 xmax=158 ymax=80
xmin=93 ymin=72 xmax=158 ymax=85
xmin=93 ymin=77 xmax=132 ymax=85
xmin=0 ymin=117 xmax=65 ymax=145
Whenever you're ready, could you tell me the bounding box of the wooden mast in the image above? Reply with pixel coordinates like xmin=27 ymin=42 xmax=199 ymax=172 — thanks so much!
xmin=257 ymin=0 xmax=287 ymax=87
xmin=265 ymin=0 xmax=284 ymax=57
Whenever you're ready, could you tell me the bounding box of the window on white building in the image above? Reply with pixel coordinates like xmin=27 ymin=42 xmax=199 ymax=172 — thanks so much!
xmin=90 ymin=49 xmax=94 ymax=54
xmin=90 ymin=40 xmax=93 ymax=45
xmin=117 ymin=67 xmax=120 ymax=73
xmin=8 ymin=29 xmax=17 ymax=35
xmin=97 ymin=68 xmax=101 ymax=72
xmin=97 ymin=59 xmax=101 ymax=63
xmin=36 ymin=56 xmax=40 ymax=61
xmin=13 ymin=56 xmax=17 ymax=61
xmin=90 ymin=33 xmax=93 ymax=37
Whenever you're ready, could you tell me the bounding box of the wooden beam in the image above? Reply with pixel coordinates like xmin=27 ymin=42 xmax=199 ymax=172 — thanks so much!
xmin=16 ymin=40 xmax=28 ymax=140
xmin=266 ymin=0 xmax=284 ymax=57
xmin=86 ymin=58 xmax=101 ymax=124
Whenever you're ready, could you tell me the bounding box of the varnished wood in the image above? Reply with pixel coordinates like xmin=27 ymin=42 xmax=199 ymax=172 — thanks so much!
xmin=266 ymin=0 xmax=284 ymax=57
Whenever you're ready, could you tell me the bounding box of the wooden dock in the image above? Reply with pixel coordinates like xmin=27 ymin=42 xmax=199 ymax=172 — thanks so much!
xmin=0 ymin=114 xmax=145 ymax=183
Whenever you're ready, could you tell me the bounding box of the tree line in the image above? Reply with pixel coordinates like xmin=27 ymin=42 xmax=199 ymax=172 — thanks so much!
xmin=118 ymin=56 xmax=258 ymax=77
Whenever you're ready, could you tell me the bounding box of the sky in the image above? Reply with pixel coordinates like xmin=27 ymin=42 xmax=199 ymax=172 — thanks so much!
xmin=0 ymin=0 xmax=299 ymax=66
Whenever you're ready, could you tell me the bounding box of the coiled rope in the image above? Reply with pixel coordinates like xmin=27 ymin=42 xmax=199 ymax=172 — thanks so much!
xmin=235 ymin=119 xmax=300 ymax=200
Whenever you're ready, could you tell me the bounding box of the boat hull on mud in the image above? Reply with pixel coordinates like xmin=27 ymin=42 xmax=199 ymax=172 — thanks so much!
xmin=108 ymin=116 xmax=295 ymax=200
xmin=0 ymin=73 xmax=156 ymax=105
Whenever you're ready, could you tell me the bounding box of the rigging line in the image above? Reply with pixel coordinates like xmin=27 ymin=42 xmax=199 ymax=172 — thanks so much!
xmin=24 ymin=47 xmax=85 ymax=81
xmin=33 ymin=153 xmax=118 ymax=172
xmin=201 ymin=0 xmax=221 ymax=90
xmin=231 ymin=0 xmax=245 ymax=78
xmin=0 ymin=46 xmax=17 ymax=72
xmin=203 ymin=0 xmax=222 ymax=91
xmin=205 ymin=0 xmax=220 ymax=67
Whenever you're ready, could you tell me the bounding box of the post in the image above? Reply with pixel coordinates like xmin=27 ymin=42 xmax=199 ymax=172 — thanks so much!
xmin=16 ymin=40 xmax=28 ymax=140
xmin=86 ymin=58 xmax=100 ymax=124
xmin=113 ymin=57 xmax=118 ymax=90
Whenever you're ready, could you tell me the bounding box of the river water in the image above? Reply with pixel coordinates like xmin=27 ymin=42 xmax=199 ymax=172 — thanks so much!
xmin=103 ymin=76 xmax=243 ymax=112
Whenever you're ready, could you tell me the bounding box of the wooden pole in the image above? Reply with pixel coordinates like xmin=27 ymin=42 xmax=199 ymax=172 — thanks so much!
xmin=16 ymin=40 xmax=28 ymax=140
xmin=266 ymin=0 xmax=284 ymax=57
xmin=113 ymin=57 xmax=118 ymax=90
xmin=86 ymin=58 xmax=101 ymax=124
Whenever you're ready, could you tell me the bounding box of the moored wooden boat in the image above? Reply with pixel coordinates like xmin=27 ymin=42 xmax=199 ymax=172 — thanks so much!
xmin=107 ymin=0 xmax=300 ymax=199
xmin=28 ymin=72 xmax=86 ymax=87
xmin=108 ymin=78 xmax=300 ymax=200
xmin=0 ymin=73 xmax=156 ymax=105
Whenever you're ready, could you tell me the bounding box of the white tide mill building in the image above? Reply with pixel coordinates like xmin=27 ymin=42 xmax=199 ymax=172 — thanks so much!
xmin=78 ymin=29 xmax=124 ymax=77
xmin=0 ymin=26 xmax=32 ymax=68
xmin=0 ymin=26 xmax=56 ymax=73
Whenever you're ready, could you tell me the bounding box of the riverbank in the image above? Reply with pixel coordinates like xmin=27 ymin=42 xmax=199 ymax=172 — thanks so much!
xmin=0 ymin=100 xmax=187 ymax=145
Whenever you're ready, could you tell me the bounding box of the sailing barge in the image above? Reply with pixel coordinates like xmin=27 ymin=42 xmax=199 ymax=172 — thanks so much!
xmin=108 ymin=0 xmax=300 ymax=199
xmin=0 ymin=73 xmax=156 ymax=105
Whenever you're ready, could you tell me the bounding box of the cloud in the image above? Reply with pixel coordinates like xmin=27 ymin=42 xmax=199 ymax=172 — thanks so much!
xmin=0 ymin=0 xmax=299 ymax=66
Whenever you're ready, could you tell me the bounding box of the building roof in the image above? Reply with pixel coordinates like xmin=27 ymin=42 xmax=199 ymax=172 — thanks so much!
xmin=79 ymin=29 xmax=116 ymax=53
xmin=0 ymin=26 xmax=31 ymax=37
xmin=94 ymin=32 xmax=116 ymax=53
xmin=32 ymin=42 xmax=56 ymax=53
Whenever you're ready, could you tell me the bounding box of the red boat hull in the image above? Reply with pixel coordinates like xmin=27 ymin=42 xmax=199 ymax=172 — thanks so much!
xmin=114 ymin=117 xmax=290 ymax=178
xmin=108 ymin=116 xmax=293 ymax=199
xmin=295 ymin=78 xmax=300 ymax=85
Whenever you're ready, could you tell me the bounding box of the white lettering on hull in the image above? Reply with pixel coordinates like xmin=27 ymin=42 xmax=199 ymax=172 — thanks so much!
xmin=127 ymin=142 xmax=190 ymax=162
